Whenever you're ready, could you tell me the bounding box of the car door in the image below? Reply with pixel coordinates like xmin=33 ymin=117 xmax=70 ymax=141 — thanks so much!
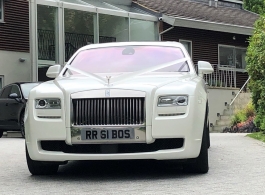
xmin=0 ymin=85 xmax=12 ymax=129
xmin=7 ymin=85 xmax=24 ymax=128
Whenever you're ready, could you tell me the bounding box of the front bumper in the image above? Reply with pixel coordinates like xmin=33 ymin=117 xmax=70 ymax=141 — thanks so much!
xmin=25 ymin=96 xmax=205 ymax=162
xmin=26 ymin=137 xmax=201 ymax=161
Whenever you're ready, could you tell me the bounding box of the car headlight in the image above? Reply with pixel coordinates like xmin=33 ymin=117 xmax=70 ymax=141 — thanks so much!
xmin=158 ymin=95 xmax=188 ymax=106
xmin=35 ymin=99 xmax=61 ymax=109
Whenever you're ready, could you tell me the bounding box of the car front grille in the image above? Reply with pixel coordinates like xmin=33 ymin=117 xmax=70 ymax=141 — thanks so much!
xmin=72 ymin=98 xmax=145 ymax=125
xmin=40 ymin=139 xmax=184 ymax=154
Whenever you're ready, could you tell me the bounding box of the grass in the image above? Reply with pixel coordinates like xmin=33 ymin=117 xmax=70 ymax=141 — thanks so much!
xmin=247 ymin=132 xmax=265 ymax=143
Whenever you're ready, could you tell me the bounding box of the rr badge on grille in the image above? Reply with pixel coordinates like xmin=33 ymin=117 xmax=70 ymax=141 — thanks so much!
xmin=105 ymin=89 xmax=110 ymax=97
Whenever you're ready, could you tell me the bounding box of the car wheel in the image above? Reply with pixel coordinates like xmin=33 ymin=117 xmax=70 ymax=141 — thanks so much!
xmin=183 ymin=115 xmax=209 ymax=174
xmin=207 ymin=121 xmax=210 ymax=148
xmin=26 ymin=145 xmax=59 ymax=175
xmin=206 ymin=103 xmax=210 ymax=149
xmin=20 ymin=112 xmax=25 ymax=138
xmin=0 ymin=130 xmax=3 ymax=138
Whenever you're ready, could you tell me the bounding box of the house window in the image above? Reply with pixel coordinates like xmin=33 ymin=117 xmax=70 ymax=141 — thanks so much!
xmin=219 ymin=45 xmax=247 ymax=69
xmin=130 ymin=19 xmax=158 ymax=41
xmin=0 ymin=0 xmax=3 ymax=22
xmin=179 ymin=40 xmax=192 ymax=58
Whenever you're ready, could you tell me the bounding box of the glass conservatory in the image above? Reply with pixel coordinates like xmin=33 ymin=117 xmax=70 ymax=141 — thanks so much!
xmin=30 ymin=0 xmax=158 ymax=81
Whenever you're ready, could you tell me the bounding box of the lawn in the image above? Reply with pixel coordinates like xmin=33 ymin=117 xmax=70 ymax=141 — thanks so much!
xmin=247 ymin=132 xmax=265 ymax=143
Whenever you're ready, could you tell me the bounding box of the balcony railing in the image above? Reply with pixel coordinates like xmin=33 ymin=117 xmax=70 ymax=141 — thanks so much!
xmin=195 ymin=64 xmax=238 ymax=89
xmin=38 ymin=29 xmax=116 ymax=62
xmin=204 ymin=64 xmax=237 ymax=88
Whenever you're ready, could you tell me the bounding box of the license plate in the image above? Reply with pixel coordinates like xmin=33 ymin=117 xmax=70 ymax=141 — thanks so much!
xmin=81 ymin=128 xmax=135 ymax=140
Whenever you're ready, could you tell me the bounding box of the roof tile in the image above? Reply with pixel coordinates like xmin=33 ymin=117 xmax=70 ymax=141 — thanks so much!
xmin=133 ymin=0 xmax=259 ymax=27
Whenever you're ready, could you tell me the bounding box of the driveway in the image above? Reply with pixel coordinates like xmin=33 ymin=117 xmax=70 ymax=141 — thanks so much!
xmin=0 ymin=133 xmax=265 ymax=195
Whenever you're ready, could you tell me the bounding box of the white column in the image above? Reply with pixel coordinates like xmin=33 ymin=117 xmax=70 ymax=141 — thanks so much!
xmin=128 ymin=16 xmax=131 ymax=41
xmin=29 ymin=0 xmax=38 ymax=81
xmin=57 ymin=2 xmax=65 ymax=65
xmin=93 ymin=11 xmax=99 ymax=43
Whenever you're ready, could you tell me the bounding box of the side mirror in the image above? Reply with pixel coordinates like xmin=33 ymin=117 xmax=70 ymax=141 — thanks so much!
xmin=9 ymin=93 xmax=22 ymax=103
xmin=46 ymin=65 xmax=62 ymax=78
xmin=198 ymin=61 xmax=214 ymax=77
xmin=9 ymin=93 xmax=21 ymax=99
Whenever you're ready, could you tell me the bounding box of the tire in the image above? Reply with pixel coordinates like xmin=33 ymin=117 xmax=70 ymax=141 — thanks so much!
xmin=183 ymin=113 xmax=209 ymax=174
xmin=207 ymin=121 xmax=210 ymax=149
xmin=206 ymin=103 xmax=210 ymax=148
xmin=26 ymin=145 xmax=59 ymax=175
xmin=20 ymin=112 xmax=25 ymax=138
xmin=0 ymin=130 xmax=3 ymax=138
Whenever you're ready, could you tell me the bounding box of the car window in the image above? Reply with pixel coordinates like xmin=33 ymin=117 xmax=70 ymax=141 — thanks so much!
xmin=0 ymin=86 xmax=12 ymax=98
xmin=10 ymin=85 xmax=21 ymax=97
xmin=70 ymin=46 xmax=189 ymax=74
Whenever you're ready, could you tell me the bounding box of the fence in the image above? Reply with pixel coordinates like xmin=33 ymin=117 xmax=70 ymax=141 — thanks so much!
xmin=202 ymin=64 xmax=237 ymax=88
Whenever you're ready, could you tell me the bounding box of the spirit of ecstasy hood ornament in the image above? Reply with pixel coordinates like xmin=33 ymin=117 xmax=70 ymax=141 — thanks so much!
xmin=106 ymin=76 xmax=111 ymax=85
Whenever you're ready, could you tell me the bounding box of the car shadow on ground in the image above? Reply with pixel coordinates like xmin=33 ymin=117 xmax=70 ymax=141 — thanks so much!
xmin=29 ymin=160 xmax=205 ymax=181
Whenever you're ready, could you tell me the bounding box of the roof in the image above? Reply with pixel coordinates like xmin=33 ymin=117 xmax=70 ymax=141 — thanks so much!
xmin=81 ymin=41 xmax=184 ymax=50
xmin=2 ymin=82 xmax=41 ymax=88
xmin=133 ymin=0 xmax=259 ymax=28
xmin=13 ymin=82 xmax=41 ymax=85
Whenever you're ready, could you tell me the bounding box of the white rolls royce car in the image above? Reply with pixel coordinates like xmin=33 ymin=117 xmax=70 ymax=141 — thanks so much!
xmin=25 ymin=42 xmax=213 ymax=175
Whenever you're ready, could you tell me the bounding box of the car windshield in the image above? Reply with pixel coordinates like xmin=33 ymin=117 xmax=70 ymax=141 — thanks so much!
xmin=21 ymin=83 xmax=40 ymax=99
xmin=69 ymin=46 xmax=189 ymax=74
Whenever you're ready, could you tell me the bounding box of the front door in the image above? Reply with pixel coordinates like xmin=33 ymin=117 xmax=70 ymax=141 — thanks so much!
xmin=0 ymin=85 xmax=12 ymax=128
xmin=0 ymin=85 xmax=23 ymax=130
xmin=7 ymin=85 xmax=24 ymax=128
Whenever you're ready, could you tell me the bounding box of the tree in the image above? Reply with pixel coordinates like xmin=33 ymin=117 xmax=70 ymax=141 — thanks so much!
xmin=246 ymin=16 xmax=265 ymax=131
xmin=243 ymin=0 xmax=265 ymax=14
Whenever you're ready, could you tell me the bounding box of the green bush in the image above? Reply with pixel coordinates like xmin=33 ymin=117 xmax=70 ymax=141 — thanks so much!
xmin=243 ymin=0 xmax=265 ymax=15
xmin=246 ymin=15 xmax=265 ymax=132
xmin=244 ymin=101 xmax=255 ymax=118
xmin=231 ymin=110 xmax=247 ymax=126
xmin=231 ymin=102 xmax=255 ymax=126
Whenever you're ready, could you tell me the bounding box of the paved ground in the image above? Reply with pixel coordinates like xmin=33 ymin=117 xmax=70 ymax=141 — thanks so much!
xmin=1 ymin=133 xmax=265 ymax=195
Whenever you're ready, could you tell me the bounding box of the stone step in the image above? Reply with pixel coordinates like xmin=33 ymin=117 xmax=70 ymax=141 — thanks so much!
xmin=6 ymin=131 xmax=22 ymax=138
xmin=212 ymin=125 xmax=230 ymax=132
xmin=216 ymin=119 xmax=231 ymax=126
xmin=223 ymin=109 xmax=233 ymax=116
xmin=210 ymin=130 xmax=223 ymax=133
xmin=220 ymin=115 xmax=231 ymax=120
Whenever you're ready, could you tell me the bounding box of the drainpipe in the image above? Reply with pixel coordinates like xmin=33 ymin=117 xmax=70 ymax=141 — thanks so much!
xmin=159 ymin=26 xmax=174 ymax=41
